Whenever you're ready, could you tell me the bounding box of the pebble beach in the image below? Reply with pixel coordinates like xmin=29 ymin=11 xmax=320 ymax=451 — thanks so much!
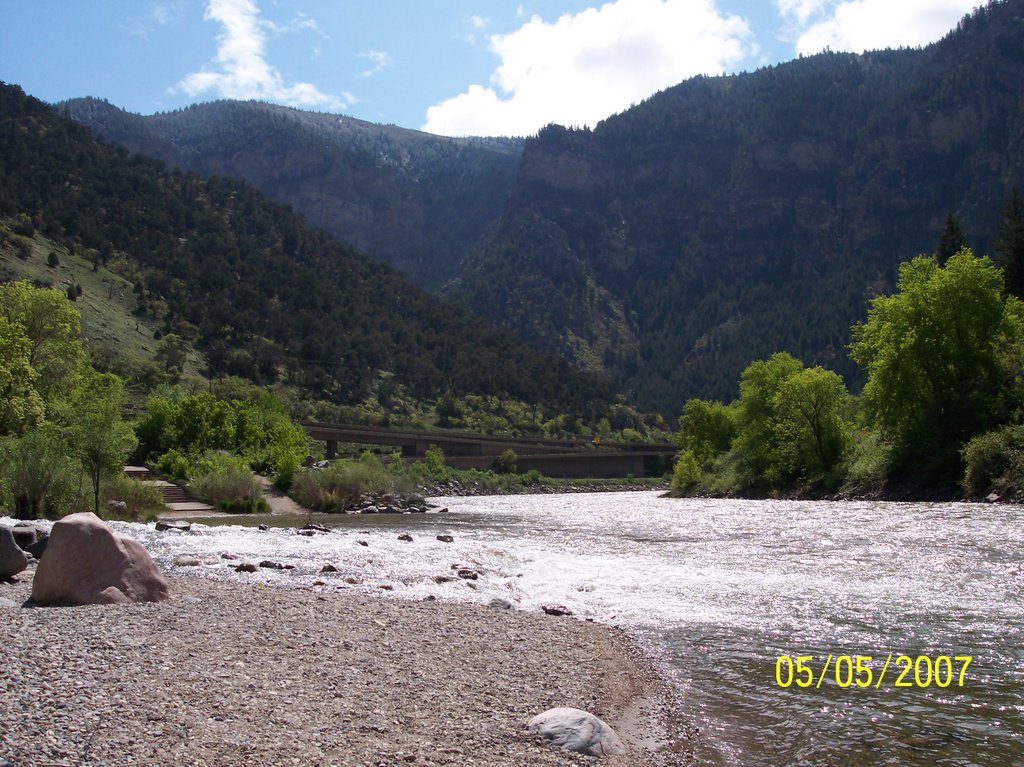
xmin=1 ymin=566 xmax=688 ymax=767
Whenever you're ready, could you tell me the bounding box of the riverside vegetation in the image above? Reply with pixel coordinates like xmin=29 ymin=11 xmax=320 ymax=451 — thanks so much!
xmin=671 ymin=230 xmax=1024 ymax=500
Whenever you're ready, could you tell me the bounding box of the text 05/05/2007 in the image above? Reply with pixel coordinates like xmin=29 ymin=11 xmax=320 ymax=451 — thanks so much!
xmin=774 ymin=654 xmax=973 ymax=689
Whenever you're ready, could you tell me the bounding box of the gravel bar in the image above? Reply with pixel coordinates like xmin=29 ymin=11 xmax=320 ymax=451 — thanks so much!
xmin=1 ymin=566 xmax=691 ymax=767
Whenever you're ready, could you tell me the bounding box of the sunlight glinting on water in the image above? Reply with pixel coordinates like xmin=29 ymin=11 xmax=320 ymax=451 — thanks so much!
xmin=12 ymin=491 xmax=1020 ymax=766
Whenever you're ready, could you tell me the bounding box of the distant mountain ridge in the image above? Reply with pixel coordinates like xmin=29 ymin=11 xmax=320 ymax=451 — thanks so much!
xmin=61 ymin=0 xmax=1024 ymax=416
xmin=0 ymin=83 xmax=609 ymax=418
xmin=58 ymin=98 xmax=524 ymax=291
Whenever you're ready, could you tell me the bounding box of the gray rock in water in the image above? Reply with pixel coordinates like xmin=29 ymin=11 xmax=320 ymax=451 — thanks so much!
xmin=488 ymin=598 xmax=513 ymax=610
xmin=527 ymin=707 xmax=626 ymax=757
xmin=234 ymin=562 xmax=259 ymax=573
xmin=155 ymin=520 xmax=191 ymax=532
xmin=0 ymin=527 xmax=30 ymax=580
xmin=436 ymin=534 xmax=454 ymax=543
xmin=397 ymin=534 xmax=413 ymax=542
xmin=172 ymin=556 xmax=202 ymax=567
xmin=541 ymin=603 xmax=573 ymax=617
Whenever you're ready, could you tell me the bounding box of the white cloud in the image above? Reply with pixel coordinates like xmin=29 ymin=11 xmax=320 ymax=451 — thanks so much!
xmin=423 ymin=0 xmax=751 ymax=137
xmin=124 ymin=1 xmax=181 ymax=36
xmin=176 ymin=0 xmax=350 ymax=110
xmin=470 ymin=15 xmax=490 ymax=29
xmin=780 ymin=0 xmax=978 ymax=56
xmin=358 ymin=50 xmax=393 ymax=78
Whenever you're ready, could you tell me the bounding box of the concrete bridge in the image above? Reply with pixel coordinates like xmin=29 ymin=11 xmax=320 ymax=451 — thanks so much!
xmin=299 ymin=421 xmax=676 ymax=479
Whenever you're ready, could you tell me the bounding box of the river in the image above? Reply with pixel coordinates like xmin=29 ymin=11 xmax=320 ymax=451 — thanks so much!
xmin=87 ymin=493 xmax=1024 ymax=765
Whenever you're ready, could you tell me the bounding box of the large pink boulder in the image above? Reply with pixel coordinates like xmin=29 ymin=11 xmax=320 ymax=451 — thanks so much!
xmin=31 ymin=512 xmax=170 ymax=605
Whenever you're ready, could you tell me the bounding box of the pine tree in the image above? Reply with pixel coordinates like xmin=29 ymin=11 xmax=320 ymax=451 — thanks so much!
xmin=934 ymin=212 xmax=967 ymax=265
xmin=995 ymin=188 xmax=1024 ymax=299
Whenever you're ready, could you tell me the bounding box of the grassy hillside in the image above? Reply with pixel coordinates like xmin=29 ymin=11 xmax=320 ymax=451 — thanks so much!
xmin=0 ymin=221 xmax=205 ymax=381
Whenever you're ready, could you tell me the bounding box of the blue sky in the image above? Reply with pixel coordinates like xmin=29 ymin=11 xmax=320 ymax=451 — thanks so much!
xmin=0 ymin=0 xmax=980 ymax=137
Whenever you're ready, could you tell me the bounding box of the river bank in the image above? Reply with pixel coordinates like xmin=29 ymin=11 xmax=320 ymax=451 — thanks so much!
xmin=0 ymin=564 xmax=690 ymax=767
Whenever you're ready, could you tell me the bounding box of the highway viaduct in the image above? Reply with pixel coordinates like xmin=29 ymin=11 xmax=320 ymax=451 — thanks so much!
xmin=299 ymin=421 xmax=676 ymax=479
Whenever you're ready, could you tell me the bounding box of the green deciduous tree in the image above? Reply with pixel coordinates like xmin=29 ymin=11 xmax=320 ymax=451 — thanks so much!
xmin=0 ymin=280 xmax=85 ymax=401
xmin=773 ymin=367 xmax=850 ymax=478
xmin=63 ymin=371 xmax=138 ymax=515
xmin=733 ymin=352 xmax=805 ymax=487
xmin=0 ymin=315 xmax=43 ymax=435
xmin=676 ymin=398 xmax=736 ymax=465
xmin=850 ymin=248 xmax=1024 ymax=473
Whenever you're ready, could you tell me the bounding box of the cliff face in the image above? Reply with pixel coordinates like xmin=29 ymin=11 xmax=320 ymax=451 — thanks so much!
xmin=448 ymin=1 xmax=1024 ymax=413
xmin=61 ymin=99 xmax=524 ymax=291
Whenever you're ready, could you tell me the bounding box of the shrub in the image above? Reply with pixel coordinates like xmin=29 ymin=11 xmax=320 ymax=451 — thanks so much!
xmin=100 ymin=475 xmax=165 ymax=522
xmin=492 ymin=448 xmax=518 ymax=474
xmin=291 ymin=458 xmax=408 ymax=512
xmin=190 ymin=452 xmax=265 ymax=512
xmin=156 ymin=447 xmax=191 ymax=480
xmin=840 ymin=432 xmax=892 ymax=497
xmin=671 ymin=450 xmax=703 ymax=493
xmin=961 ymin=424 xmax=1024 ymax=498
xmin=0 ymin=429 xmax=78 ymax=520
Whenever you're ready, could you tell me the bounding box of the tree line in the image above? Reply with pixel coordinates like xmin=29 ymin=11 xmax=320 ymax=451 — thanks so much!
xmin=672 ymin=192 xmax=1024 ymax=498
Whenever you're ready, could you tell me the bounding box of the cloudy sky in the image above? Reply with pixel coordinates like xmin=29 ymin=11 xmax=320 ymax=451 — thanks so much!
xmin=0 ymin=0 xmax=980 ymax=137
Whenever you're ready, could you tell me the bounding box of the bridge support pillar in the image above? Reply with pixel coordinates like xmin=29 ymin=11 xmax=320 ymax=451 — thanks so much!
xmin=325 ymin=439 xmax=338 ymax=460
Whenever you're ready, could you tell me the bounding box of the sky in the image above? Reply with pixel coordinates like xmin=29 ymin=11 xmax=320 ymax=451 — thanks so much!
xmin=0 ymin=0 xmax=982 ymax=137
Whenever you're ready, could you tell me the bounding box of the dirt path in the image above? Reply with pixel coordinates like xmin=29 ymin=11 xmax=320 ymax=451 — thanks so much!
xmin=255 ymin=475 xmax=310 ymax=516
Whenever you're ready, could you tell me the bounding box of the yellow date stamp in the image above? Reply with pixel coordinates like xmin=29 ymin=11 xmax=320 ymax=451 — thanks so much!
xmin=774 ymin=654 xmax=972 ymax=689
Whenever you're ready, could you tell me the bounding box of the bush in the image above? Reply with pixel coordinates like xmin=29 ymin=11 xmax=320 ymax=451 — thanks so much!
xmin=290 ymin=457 xmax=409 ymax=512
xmin=100 ymin=475 xmax=165 ymax=522
xmin=840 ymin=432 xmax=892 ymax=497
xmin=156 ymin=447 xmax=191 ymax=480
xmin=0 ymin=429 xmax=78 ymax=520
xmin=671 ymin=450 xmax=703 ymax=493
xmin=492 ymin=448 xmax=518 ymax=474
xmin=190 ymin=452 xmax=265 ymax=512
xmin=961 ymin=424 xmax=1024 ymax=498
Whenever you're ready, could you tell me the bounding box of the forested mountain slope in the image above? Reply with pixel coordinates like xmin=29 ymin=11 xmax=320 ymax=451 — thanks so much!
xmin=0 ymin=83 xmax=609 ymax=418
xmin=449 ymin=0 xmax=1024 ymax=413
xmin=58 ymin=98 xmax=524 ymax=290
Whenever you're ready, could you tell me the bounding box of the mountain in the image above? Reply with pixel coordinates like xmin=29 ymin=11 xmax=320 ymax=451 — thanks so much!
xmin=59 ymin=1 xmax=1024 ymax=417
xmin=0 ymin=82 xmax=610 ymax=418
xmin=57 ymin=98 xmax=524 ymax=291
xmin=448 ymin=0 xmax=1024 ymax=413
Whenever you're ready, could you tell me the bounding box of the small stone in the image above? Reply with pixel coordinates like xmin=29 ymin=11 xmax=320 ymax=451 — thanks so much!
xmin=357 ymin=540 xmax=369 ymax=547
xmin=234 ymin=562 xmax=258 ymax=573
xmin=456 ymin=569 xmax=478 ymax=580
xmin=432 ymin=575 xmax=452 ymax=584
xmin=155 ymin=520 xmax=191 ymax=532
xmin=258 ymin=560 xmax=287 ymax=570
xmin=541 ymin=604 xmax=573 ymax=617
xmin=321 ymin=564 xmax=339 ymax=573
xmin=344 ymin=576 xmax=361 ymax=585
xmin=488 ymin=598 xmax=513 ymax=610
xmin=397 ymin=534 xmax=413 ymax=542
xmin=436 ymin=534 xmax=454 ymax=543
xmin=172 ymin=556 xmax=202 ymax=567
xmin=258 ymin=524 xmax=270 ymax=531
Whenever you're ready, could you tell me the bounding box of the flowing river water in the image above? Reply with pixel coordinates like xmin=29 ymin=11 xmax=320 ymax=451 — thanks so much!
xmin=57 ymin=492 xmax=1024 ymax=765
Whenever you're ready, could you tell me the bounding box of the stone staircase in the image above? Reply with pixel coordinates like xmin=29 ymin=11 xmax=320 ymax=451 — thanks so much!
xmin=124 ymin=466 xmax=215 ymax=516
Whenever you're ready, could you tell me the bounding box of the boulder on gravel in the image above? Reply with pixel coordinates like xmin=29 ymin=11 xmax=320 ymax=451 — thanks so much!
xmin=31 ymin=513 xmax=170 ymax=605
xmin=0 ymin=527 xmax=30 ymax=579
xmin=527 ymin=707 xmax=626 ymax=757
xmin=10 ymin=522 xmax=45 ymax=550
